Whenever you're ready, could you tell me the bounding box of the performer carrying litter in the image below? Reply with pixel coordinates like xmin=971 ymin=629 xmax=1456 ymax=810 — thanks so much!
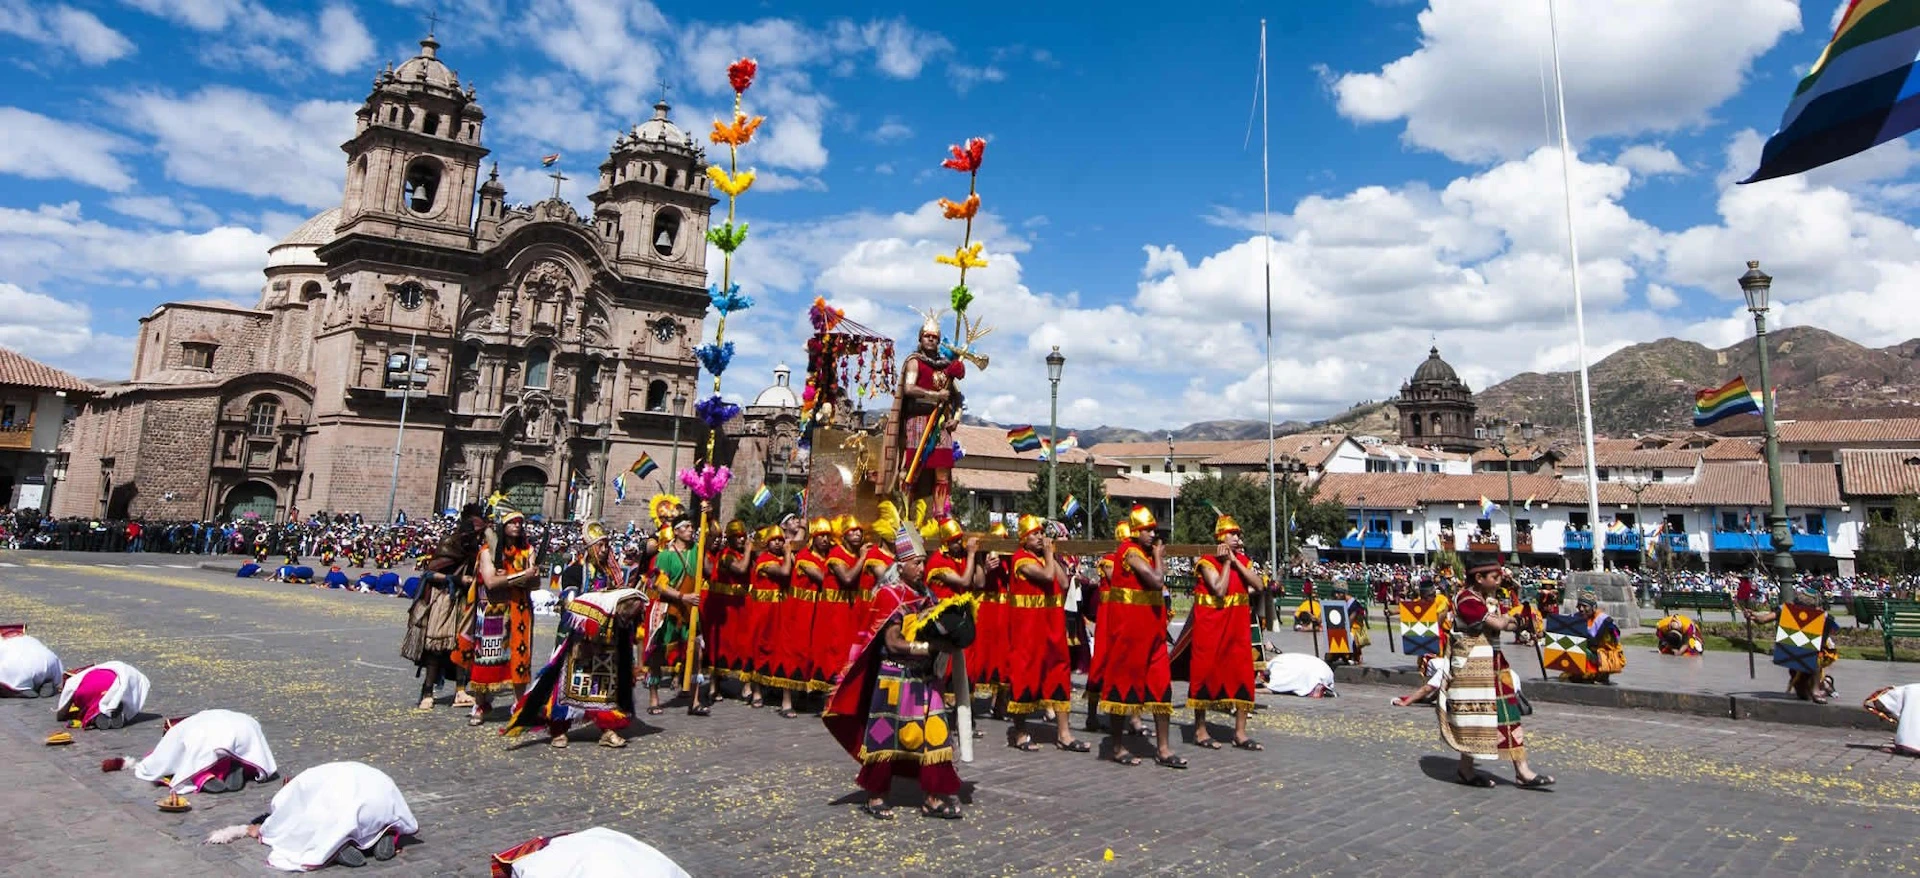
xmin=503 ymin=587 xmax=646 ymax=749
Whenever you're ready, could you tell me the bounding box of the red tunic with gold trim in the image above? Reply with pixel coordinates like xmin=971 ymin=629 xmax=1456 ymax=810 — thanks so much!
xmin=1185 ymin=552 xmax=1258 ymax=711
xmin=967 ymin=554 xmax=1012 ymax=695
xmin=924 ymin=548 xmax=968 ymax=602
xmin=743 ymin=551 xmax=785 ymax=684
xmin=857 ymin=545 xmax=892 ymax=624
xmin=1004 ymin=548 xmax=1072 ymax=715
xmin=1085 ymin=547 xmax=1119 ymax=697
xmin=817 ymin=546 xmax=865 ymax=685
xmin=1097 ymin=543 xmax=1174 ymax=716
xmin=766 ymin=549 xmax=825 ymax=691
xmin=706 ymin=546 xmax=751 ymax=680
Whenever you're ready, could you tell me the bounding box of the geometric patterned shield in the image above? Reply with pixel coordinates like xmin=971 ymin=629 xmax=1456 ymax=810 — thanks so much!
xmin=1772 ymin=604 xmax=1828 ymax=674
xmin=1542 ymin=612 xmax=1595 ymax=675
xmin=1324 ymin=599 xmax=1353 ymax=656
xmin=1399 ymin=597 xmax=1442 ymax=656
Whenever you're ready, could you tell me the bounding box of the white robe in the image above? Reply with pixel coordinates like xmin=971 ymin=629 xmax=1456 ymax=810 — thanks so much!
xmin=1264 ymin=653 xmax=1335 ymax=696
xmin=55 ymin=660 xmax=149 ymax=721
xmin=134 ymin=709 xmax=278 ymax=794
xmin=1871 ymin=683 xmax=1920 ymax=755
xmin=0 ymin=635 xmax=61 ymax=694
xmin=512 ymin=827 xmax=691 ymax=878
xmin=260 ymin=761 xmax=418 ymax=872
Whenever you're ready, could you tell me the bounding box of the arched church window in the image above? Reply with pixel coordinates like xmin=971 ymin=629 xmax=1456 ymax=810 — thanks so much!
xmin=1409 ymin=416 xmax=1423 ymax=438
xmin=403 ymin=158 xmax=442 ymax=215
xmin=1430 ymin=412 xmax=1443 ymax=434
xmin=248 ymin=396 xmax=280 ymax=437
xmin=652 ymin=208 xmax=681 ymax=258
xmin=423 ymin=113 xmax=440 ymax=136
xmin=300 ymin=281 xmax=323 ymax=301
xmin=456 ymin=341 xmax=480 ymax=375
xmin=525 ymin=346 xmax=551 ymax=389
xmin=646 ymin=380 xmax=668 ymax=412
xmin=665 ymin=167 xmax=679 ymax=188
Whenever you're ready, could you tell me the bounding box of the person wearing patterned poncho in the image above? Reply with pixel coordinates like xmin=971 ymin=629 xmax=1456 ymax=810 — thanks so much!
xmin=822 ymin=523 xmax=965 ymax=820
xmin=1437 ymin=559 xmax=1554 ymax=789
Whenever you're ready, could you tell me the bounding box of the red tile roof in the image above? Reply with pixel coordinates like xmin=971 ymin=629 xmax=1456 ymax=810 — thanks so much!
xmin=1837 ymin=450 xmax=1920 ymax=497
xmin=1775 ymin=418 xmax=1920 ymax=445
xmin=0 ymin=346 xmax=97 ymax=395
xmin=1312 ymin=462 xmax=1840 ymax=509
xmin=1086 ymin=439 xmax=1260 ymax=459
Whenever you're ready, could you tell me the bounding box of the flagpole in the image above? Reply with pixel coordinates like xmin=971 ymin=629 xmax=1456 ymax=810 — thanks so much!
xmin=1546 ymin=0 xmax=1604 ymax=573
xmin=1258 ymin=19 xmax=1279 ymax=580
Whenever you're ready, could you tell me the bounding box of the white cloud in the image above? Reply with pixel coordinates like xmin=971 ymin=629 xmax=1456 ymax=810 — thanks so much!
xmin=522 ymin=0 xmax=668 ymax=118
xmin=1329 ymin=0 xmax=1801 ymax=162
xmin=0 ymin=107 xmax=137 ymax=191
xmin=492 ymin=75 xmax=616 ymax=153
xmin=122 ymin=0 xmax=250 ymax=31
xmin=107 ymin=195 xmax=220 ymax=228
xmin=949 ymin=63 xmax=1005 ymax=93
xmin=870 ymin=117 xmax=913 ymax=143
xmin=0 ymin=282 xmax=134 ymax=378
xmin=0 ymin=201 xmax=277 ymax=296
xmin=311 ymin=3 xmax=375 ymax=74
xmin=1616 ymin=144 xmax=1685 ymax=178
xmin=828 ymin=18 xmax=952 ymax=78
xmin=113 ymin=87 xmax=356 ymax=210
xmin=1 ymin=2 xmax=137 ymax=63
xmin=1644 ymin=283 xmax=1681 ymax=310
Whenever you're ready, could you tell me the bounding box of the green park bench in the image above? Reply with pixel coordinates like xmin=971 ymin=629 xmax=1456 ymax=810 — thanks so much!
xmin=1851 ymin=596 xmax=1886 ymax=630
xmin=1655 ymin=591 xmax=1739 ymax=622
xmin=1883 ymin=600 xmax=1920 ymax=662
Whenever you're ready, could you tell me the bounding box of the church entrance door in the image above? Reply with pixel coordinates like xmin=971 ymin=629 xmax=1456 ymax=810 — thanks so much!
xmin=500 ymin=466 xmax=547 ymax=517
xmin=224 ymin=480 xmax=278 ymax=521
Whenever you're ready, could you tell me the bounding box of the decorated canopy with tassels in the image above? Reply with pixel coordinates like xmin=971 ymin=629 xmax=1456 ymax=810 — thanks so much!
xmin=799 ymin=296 xmax=894 ymax=444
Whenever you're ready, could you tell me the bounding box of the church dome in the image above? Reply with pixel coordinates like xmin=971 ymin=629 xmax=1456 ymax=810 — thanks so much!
xmin=751 ymin=364 xmax=799 ymax=409
xmin=265 ymin=207 xmax=340 ymax=270
xmin=393 ymin=35 xmax=459 ymax=90
xmin=627 ymin=100 xmax=693 ymax=149
xmin=1410 ymin=346 xmax=1461 ymax=385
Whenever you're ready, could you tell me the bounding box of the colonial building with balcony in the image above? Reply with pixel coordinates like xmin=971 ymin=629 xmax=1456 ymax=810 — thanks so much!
xmin=0 ymin=346 xmax=97 ymax=511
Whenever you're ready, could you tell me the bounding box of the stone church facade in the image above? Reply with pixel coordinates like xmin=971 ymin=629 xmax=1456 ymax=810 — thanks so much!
xmin=56 ymin=34 xmax=715 ymax=523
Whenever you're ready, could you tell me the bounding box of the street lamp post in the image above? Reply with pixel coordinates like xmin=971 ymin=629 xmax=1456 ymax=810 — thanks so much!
xmin=1740 ymin=261 xmax=1796 ymax=582
xmin=1491 ymin=420 xmax=1534 ymax=555
xmin=1165 ymin=432 xmax=1179 ymax=537
xmin=668 ymin=390 xmax=688 ymax=506
xmin=1357 ymin=493 xmax=1368 ymax=573
xmin=1046 ymin=347 xmax=1065 ymax=520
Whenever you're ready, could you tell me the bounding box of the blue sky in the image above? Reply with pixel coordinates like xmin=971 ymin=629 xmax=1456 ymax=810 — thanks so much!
xmin=3 ymin=0 xmax=1918 ymax=430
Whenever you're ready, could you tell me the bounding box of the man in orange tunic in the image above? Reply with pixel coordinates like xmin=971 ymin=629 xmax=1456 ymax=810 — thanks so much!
xmin=1187 ymin=514 xmax=1262 ymax=751
xmin=768 ymin=518 xmax=831 ymax=717
xmin=1080 ymin=523 xmax=1127 ymax=733
xmin=1004 ymin=514 xmax=1090 ymax=753
xmin=1100 ymin=505 xmax=1186 ymax=769
xmin=706 ymin=521 xmax=753 ymax=692
xmin=970 ymin=522 xmax=1013 ymax=708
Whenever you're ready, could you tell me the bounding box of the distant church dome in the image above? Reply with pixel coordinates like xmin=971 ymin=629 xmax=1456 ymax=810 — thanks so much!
xmin=1410 ymin=346 xmax=1462 ymax=386
xmin=630 ymin=100 xmax=689 ymax=146
xmin=265 ymin=207 xmax=340 ymax=270
xmin=752 ymin=364 xmax=799 ymax=409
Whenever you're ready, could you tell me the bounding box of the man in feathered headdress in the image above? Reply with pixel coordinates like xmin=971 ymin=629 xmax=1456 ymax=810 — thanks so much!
xmin=883 ymin=309 xmax=965 ymax=514
xmin=822 ymin=519 xmax=967 ymax=820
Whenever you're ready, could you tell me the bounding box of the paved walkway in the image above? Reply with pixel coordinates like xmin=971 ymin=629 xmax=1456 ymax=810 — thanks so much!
xmin=1261 ymin=623 xmax=1917 ymax=697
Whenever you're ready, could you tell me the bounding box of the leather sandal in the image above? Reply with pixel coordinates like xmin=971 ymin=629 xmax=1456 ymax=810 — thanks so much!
xmin=1456 ymin=770 xmax=1495 ymax=788
xmin=919 ymin=801 xmax=963 ymax=820
xmin=1231 ymin=737 xmax=1264 ymax=751
xmin=1516 ymin=773 xmax=1555 ymax=788
xmin=859 ymin=803 xmax=894 ymax=820
xmin=1054 ymin=738 xmax=1091 ymax=753
xmin=1193 ymin=738 xmax=1224 ymax=750
xmin=1154 ymin=753 xmax=1190 ymax=770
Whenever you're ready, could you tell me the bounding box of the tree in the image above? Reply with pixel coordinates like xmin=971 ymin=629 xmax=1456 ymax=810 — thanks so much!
xmin=1860 ymin=495 xmax=1920 ymax=576
xmin=1016 ymin=463 xmax=1111 ymax=538
xmin=734 ymin=483 xmax=803 ymax=533
xmin=1157 ymin=473 xmax=1347 ymax=562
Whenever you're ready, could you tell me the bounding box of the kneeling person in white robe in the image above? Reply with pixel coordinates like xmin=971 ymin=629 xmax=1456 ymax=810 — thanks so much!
xmin=104 ymin=709 xmax=278 ymax=793
xmin=1263 ymin=653 xmax=1335 ymax=698
xmin=495 ymin=827 xmax=691 ymax=878
xmin=1866 ymin=684 xmax=1920 ymax=756
xmin=205 ymin=761 xmax=418 ymax=871
xmin=56 ymin=660 xmax=149 ymax=729
xmin=0 ymin=628 xmax=62 ymax=698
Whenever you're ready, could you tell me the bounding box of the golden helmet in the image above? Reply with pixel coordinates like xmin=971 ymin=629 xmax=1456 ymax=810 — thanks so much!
xmin=833 ymin=514 xmax=862 ymax=537
xmin=649 ymin=494 xmax=682 ymax=526
xmin=582 ymin=521 xmax=610 ymax=546
xmin=724 ymin=519 xmax=748 ymax=538
xmin=1214 ymin=514 xmax=1241 ymax=541
xmin=807 ymin=517 xmax=835 ymax=537
xmin=1113 ymin=522 xmax=1132 ymax=541
xmin=988 ymin=521 xmax=1009 ymax=538
xmin=1127 ymin=504 xmax=1158 ymax=532
xmin=1017 ymin=513 xmax=1045 ymax=539
xmin=755 ymin=525 xmax=782 ymax=543
xmin=937 ymin=518 xmax=966 ymax=544
xmin=495 ymin=505 xmax=525 ymax=526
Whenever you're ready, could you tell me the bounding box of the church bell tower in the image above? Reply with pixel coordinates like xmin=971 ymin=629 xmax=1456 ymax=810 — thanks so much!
xmin=336 ymin=32 xmax=488 ymax=250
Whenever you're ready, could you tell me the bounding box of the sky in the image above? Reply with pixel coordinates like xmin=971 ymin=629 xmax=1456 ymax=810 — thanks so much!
xmin=3 ymin=0 xmax=1918 ymax=432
